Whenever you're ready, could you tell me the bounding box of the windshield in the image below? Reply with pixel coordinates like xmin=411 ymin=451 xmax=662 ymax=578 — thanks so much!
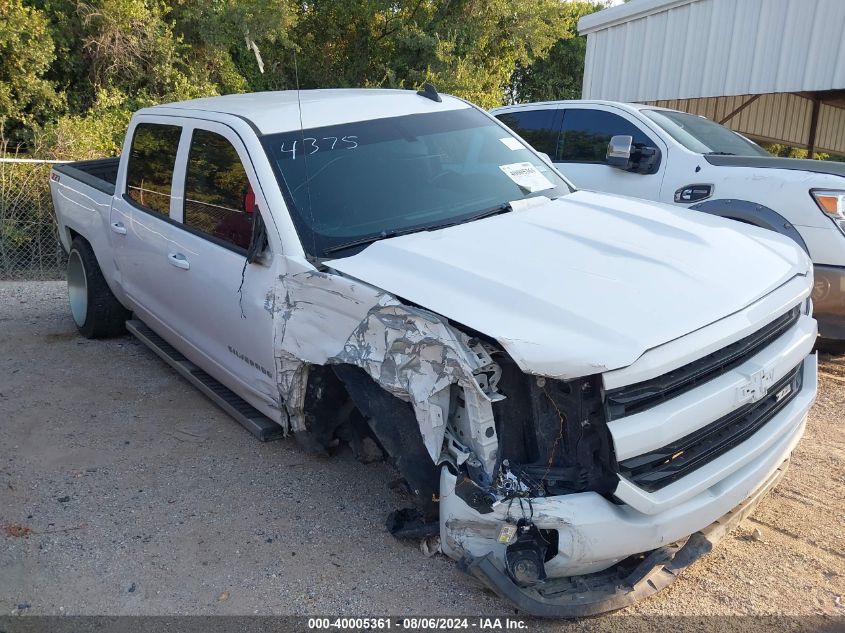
xmin=261 ymin=108 xmax=573 ymax=257
xmin=642 ymin=109 xmax=770 ymax=157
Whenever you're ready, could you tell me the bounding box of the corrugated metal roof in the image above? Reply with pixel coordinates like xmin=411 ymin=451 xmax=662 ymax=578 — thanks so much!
xmin=579 ymin=0 xmax=845 ymax=102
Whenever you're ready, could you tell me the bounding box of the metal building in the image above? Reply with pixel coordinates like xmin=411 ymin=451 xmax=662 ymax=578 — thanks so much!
xmin=578 ymin=0 xmax=845 ymax=156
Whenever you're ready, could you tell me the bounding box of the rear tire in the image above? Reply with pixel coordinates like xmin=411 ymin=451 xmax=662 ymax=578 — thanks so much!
xmin=67 ymin=237 xmax=129 ymax=338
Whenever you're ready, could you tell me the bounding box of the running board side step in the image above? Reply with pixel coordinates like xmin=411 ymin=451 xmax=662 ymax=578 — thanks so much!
xmin=126 ymin=319 xmax=285 ymax=442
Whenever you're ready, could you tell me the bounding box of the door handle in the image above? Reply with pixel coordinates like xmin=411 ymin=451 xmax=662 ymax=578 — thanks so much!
xmin=111 ymin=222 xmax=127 ymax=235
xmin=167 ymin=253 xmax=190 ymax=270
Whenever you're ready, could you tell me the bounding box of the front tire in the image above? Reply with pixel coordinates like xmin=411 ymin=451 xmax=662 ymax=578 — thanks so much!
xmin=67 ymin=237 xmax=129 ymax=338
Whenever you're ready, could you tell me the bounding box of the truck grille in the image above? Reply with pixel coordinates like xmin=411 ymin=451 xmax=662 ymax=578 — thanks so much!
xmin=605 ymin=305 xmax=801 ymax=421
xmin=618 ymin=361 xmax=803 ymax=492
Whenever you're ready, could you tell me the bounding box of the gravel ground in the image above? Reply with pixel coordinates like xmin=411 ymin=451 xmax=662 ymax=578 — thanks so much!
xmin=1 ymin=281 xmax=843 ymax=625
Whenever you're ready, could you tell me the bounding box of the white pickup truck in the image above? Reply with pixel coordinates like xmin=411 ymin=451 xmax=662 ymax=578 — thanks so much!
xmin=492 ymin=100 xmax=845 ymax=342
xmin=50 ymin=88 xmax=818 ymax=617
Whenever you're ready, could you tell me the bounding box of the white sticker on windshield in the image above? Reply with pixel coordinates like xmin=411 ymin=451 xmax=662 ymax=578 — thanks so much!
xmin=499 ymin=162 xmax=555 ymax=193
xmin=499 ymin=137 xmax=525 ymax=151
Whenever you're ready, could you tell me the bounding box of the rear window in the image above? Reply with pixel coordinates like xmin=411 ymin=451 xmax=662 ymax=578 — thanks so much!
xmin=183 ymin=129 xmax=253 ymax=252
xmin=494 ymin=109 xmax=559 ymax=158
xmin=125 ymin=123 xmax=182 ymax=216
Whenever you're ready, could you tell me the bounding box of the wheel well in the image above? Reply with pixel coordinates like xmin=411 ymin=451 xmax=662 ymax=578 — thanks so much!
xmin=331 ymin=364 xmax=441 ymax=518
xmin=67 ymin=227 xmax=83 ymax=246
xmin=689 ymin=198 xmax=810 ymax=255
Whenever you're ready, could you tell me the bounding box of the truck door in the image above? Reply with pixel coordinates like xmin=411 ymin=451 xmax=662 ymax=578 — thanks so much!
xmin=160 ymin=121 xmax=279 ymax=411
xmin=555 ymin=107 xmax=666 ymax=200
xmin=109 ymin=120 xmax=185 ymax=324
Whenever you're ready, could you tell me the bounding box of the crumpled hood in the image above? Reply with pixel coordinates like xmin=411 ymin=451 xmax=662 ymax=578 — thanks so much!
xmin=328 ymin=191 xmax=810 ymax=378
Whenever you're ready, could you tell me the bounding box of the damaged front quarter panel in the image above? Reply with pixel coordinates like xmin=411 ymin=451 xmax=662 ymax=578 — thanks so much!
xmin=271 ymin=263 xmax=502 ymax=478
xmin=269 ymin=262 xmax=632 ymax=617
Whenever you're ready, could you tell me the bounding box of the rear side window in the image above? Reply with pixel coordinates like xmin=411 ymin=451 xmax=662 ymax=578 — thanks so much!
xmin=125 ymin=123 xmax=182 ymax=215
xmin=183 ymin=129 xmax=253 ymax=252
xmin=494 ymin=109 xmax=559 ymax=157
xmin=559 ymin=110 xmax=656 ymax=162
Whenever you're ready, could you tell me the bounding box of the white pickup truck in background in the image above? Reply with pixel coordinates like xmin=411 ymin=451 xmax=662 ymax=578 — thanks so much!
xmin=492 ymin=100 xmax=845 ymax=341
xmin=49 ymin=88 xmax=818 ymax=617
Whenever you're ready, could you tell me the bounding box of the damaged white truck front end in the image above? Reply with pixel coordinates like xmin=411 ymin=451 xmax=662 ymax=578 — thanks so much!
xmin=314 ymin=192 xmax=818 ymax=616
xmin=51 ymin=89 xmax=818 ymax=617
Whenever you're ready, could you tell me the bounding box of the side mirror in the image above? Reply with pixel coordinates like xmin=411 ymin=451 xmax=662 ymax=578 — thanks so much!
xmin=537 ymin=152 xmax=554 ymax=168
xmin=246 ymin=207 xmax=269 ymax=265
xmin=606 ymin=135 xmax=633 ymax=169
xmin=606 ymin=136 xmax=662 ymax=174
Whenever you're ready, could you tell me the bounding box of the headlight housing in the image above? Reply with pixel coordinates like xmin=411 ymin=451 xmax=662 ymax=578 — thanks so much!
xmin=811 ymin=189 xmax=845 ymax=231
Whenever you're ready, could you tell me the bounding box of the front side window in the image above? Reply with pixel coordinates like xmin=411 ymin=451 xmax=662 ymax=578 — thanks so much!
xmin=125 ymin=123 xmax=182 ymax=216
xmin=184 ymin=129 xmax=254 ymax=251
xmin=261 ymin=108 xmax=573 ymax=258
xmin=559 ymin=109 xmax=657 ymax=162
xmin=494 ymin=109 xmax=560 ymax=158
xmin=642 ymin=109 xmax=770 ymax=157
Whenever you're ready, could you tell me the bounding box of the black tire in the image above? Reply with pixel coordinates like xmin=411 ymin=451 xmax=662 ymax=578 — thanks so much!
xmin=66 ymin=237 xmax=130 ymax=338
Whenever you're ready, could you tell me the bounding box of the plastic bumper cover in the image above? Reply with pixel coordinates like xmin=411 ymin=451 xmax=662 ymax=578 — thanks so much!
xmin=458 ymin=457 xmax=789 ymax=618
xmin=444 ymin=356 xmax=816 ymax=617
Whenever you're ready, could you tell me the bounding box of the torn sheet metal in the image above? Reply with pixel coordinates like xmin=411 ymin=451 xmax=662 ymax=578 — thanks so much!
xmin=271 ymin=265 xmax=499 ymax=468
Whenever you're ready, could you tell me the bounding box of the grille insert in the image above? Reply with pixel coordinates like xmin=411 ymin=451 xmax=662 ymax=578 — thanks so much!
xmin=618 ymin=362 xmax=803 ymax=492
xmin=606 ymin=306 xmax=801 ymax=421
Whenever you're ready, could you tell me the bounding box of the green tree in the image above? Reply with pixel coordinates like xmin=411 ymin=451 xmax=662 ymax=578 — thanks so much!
xmin=507 ymin=1 xmax=604 ymax=103
xmin=411 ymin=0 xmax=572 ymax=108
xmin=28 ymin=0 xmax=229 ymax=156
xmin=761 ymin=142 xmax=829 ymax=161
xmin=255 ymin=0 xmax=577 ymax=108
xmin=8 ymin=0 xmax=608 ymax=155
xmin=169 ymin=0 xmax=296 ymax=94
xmin=75 ymin=0 xmax=218 ymax=103
xmin=0 ymin=0 xmax=61 ymax=139
xmin=36 ymin=88 xmax=133 ymax=159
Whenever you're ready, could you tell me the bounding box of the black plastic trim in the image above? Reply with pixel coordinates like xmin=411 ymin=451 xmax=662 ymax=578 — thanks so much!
xmin=689 ymin=198 xmax=810 ymax=254
xmin=619 ymin=362 xmax=803 ymax=492
xmin=605 ymin=305 xmax=801 ymax=420
xmin=704 ymin=154 xmax=845 ymax=178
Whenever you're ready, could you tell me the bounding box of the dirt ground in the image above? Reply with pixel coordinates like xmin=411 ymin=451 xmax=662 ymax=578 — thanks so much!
xmin=1 ymin=281 xmax=843 ymax=625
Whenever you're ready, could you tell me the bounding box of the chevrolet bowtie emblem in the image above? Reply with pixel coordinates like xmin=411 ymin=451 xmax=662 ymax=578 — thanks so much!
xmin=738 ymin=366 xmax=775 ymax=404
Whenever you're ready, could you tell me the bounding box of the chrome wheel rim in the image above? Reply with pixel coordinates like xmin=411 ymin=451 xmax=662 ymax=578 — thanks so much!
xmin=67 ymin=249 xmax=88 ymax=327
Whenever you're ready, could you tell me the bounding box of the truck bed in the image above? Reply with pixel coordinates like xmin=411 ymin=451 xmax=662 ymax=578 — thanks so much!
xmin=53 ymin=157 xmax=120 ymax=196
xmin=50 ymin=157 xmax=120 ymax=256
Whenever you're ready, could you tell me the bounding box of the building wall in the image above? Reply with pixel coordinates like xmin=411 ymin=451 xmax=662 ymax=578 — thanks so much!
xmin=580 ymin=0 xmax=845 ymax=102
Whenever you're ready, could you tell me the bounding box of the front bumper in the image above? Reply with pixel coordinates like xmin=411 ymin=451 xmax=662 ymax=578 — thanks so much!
xmin=440 ymin=356 xmax=817 ymax=617
xmin=459 ymin=458 xmax=788 ymax=618
xmin=812 ymin=264 xmax=845 ymax=339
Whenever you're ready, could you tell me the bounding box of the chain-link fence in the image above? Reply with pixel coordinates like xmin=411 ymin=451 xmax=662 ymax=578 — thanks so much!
xmin=0 ymin=158 xmax=67 ymax=280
